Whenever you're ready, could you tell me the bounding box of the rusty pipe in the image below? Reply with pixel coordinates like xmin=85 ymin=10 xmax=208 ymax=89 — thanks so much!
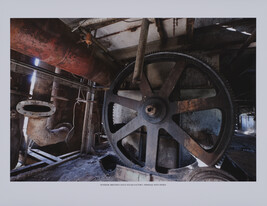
xmin=11 ymin=18 xmax=119 ymax=86
xmin=16 ymin=100 xmax=71 ymax=147
xmin=27 ymin=118 xmax=70 ymax=147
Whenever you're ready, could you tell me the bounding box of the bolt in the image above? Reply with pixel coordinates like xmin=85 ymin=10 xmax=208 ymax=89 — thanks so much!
xmin=145 ymin=105 xmax=157 ymax=116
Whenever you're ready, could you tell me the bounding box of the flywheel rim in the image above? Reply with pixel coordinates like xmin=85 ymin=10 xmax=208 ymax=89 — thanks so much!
xmin=103 ymin=52 xmax=235 ymax=173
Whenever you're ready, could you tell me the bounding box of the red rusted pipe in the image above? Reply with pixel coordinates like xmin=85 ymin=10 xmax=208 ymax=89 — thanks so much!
xmin=11 ymin=18 xmax=118 ymax=86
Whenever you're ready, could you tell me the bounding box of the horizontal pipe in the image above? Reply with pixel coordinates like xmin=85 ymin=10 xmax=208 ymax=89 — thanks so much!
xmin=11 ymin=18 xmax=119 ymax=86
xmin=11 ymin=59 xmax=90 ymax=90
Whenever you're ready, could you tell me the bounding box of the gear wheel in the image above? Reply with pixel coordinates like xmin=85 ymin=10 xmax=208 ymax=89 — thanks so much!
xmin=103 ymin=52 xmax=235 ymax=174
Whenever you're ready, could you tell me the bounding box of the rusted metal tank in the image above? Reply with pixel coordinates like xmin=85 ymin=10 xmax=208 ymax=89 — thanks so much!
xmin=10 ymin=18 xmax=119 ymax=86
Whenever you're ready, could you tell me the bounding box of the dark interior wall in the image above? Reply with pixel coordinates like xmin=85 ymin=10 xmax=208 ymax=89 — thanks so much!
xmin=220 ymin=48 xmax=256 ymax=108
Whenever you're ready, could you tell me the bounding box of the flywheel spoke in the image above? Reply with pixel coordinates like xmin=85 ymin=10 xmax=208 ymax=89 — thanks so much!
xmin=145 ymin=125 xmax=159 ymax=171
xmin=108 ymin=94 xmax=140 ymax=111
xmin=174 ymin=94 xmax=224 ymax=114
xmin=163 ymin=120 xmax=215 ymax=165
xmin=139 ymin=72 xmax=153 ymax=97
xmin=112 ymin=116 xmax=143 ymax=143
xmin=159 ymin=59 xmax=186 ymax=98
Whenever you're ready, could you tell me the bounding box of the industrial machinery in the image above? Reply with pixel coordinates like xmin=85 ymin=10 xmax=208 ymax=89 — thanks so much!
xmin=102 ymin=52 xmax=235 ymax=175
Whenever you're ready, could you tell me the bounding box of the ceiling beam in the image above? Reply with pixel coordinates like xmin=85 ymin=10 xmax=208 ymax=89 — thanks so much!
xmin=74 ymin=18 xmax=127 ymax=31
xmin=186 ymin=18 xmax=195 ymax=41
xmin=155 ymin=18 xmax=168 ymax=43
xmin=110 ymin=19 xmax=255 ymax=61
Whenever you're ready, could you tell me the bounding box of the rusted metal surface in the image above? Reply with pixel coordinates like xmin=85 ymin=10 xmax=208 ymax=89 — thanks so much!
xmin=16 ymin=100 xmax=56 ymax=117
xmin=27 ymin=117 xmax=70 ymax=147
xmin=10 ymin=18 xmax=119 ymax=86
xmin=16 ymin=100 xmax=71 ymax=146
xmin=132 ymin=18 xmax=150 ymax=84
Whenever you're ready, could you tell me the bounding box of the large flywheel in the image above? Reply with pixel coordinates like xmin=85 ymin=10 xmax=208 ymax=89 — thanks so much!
xmin=102 ymin=52 xmax=235 ymax=174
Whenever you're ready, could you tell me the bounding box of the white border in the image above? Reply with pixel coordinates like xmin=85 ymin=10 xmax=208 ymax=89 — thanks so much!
xmin=1 ymin=0 xmax=267 ymax=205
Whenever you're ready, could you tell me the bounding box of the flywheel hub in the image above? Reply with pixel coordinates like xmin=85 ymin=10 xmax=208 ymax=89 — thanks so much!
xmin=141 ymin=97 xmax=167 ymax=124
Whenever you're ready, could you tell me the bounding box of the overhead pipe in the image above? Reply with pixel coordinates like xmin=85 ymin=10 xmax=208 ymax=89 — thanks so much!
xmin=10 ymin=18 xmax=119 ymax=86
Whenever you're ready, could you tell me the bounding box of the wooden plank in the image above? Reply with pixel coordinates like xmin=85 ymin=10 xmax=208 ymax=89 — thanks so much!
xmin=27 ymin=150 xmax=55 ymax=165
xmin=115 ymin=165 xmax=171 ymax=181
xmin=11 ymin=153 xmax=80 ymax=181
xmin=59 ymin=150 xmax=80 ymax=159
xmin=115 ymin=165 xmax=150 ymax=181
xmin=31 ymin=149 xmax=62 ymax=162
xmin=11 ymin=162 xmax=46 ymax=176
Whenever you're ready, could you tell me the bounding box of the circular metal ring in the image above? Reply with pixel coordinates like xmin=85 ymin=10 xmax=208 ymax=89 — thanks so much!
xmin=182 ymin=167 xmax=237 ymax=181
xmin=16 ymin=100 xmax=56 ymax=118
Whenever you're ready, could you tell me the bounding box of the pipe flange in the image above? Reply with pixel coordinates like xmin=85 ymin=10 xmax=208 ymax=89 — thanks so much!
xmin=16 ymin=100 xmax=56 ymax=118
